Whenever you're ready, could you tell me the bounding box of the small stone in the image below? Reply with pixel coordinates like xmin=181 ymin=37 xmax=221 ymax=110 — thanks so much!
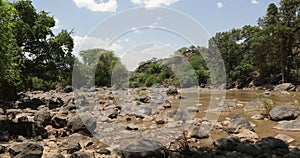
xmin=97 ymin=148 xmax=111 ymax=155
xmin=251 ymin=114 xmax=264 ymax=120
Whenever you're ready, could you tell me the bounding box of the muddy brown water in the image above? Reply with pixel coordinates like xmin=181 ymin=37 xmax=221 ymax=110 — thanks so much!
xmin=172 ymin=89 xmax=300 ymax=146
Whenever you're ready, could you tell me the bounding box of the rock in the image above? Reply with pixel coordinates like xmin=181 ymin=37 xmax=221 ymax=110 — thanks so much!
xmin=63 ymin=104 xmax=79 ymax=111
xmin=136 ymin=107 xmax=152 ymax=116
xmin=166 ymin=87 xmax=178 ymax=95
xmin=70 ymin=151 xmax=95 ymax=158
xmin=0 ymin=120 xmax=48 ymax=140
xmin=126 ymin=124 xmax=139 ymax=130
xmin=269 ymin=105 xmax=300 ymax=121
xmin=136 ymin=96 xmax=151 ymax=103
xmin=67 ymin=113 xmax=97 ymax=135
xmin=48 ymin=154 xmax=65 ymax=158
xmin=232 ymin=128 xmax=259 ymax=142
xmin=186 ymin=106 xmax=199 ymax=113
xmin=51 ymin=115 xmax=68 ymax=128
xmin=251 ymin=114 xmax=264 ymax=120
xmin=97 ymin=148 xmax=111 ymax=155
xmin=255 ymin=137 xmax=289 ymax=155
xmin=275 ymin=134 xmax=295 ymax=144
xmin=67 ymin=133 xmax=93 ymax=154
xmin=8 ymin=142 xmax=44 ymax=158
xmin=121 ymin=139 xmax=164 ymax=158
xmin=229 ymin=115 xmax=252 ymax=129
xmin=188 ymin=126 xmax=209 ymax=139
xmin=64 ymin=85 xmax=74 ymax=93
xmin=0 ymin=145 xmax=5 ymax=154
xmin=167 ymin=109 xmax=191 ymax=121
xmin=244 ymin=99 xmax=264 ymax=112
xmin=15 ymin=113 xmax=30 ymax=122
xmin=155 ymin=119 xmax=165 ymax=124
xmin=34 ymin=110 xmax=52 ymax=126
xmin=236 ymin=142 xmax=262 ymax=156
xmin=215 ymin=137 xmax=240 ymax=151
xmin=15 ymin=98 xmax=44 ymax=110
xmin=47 ymin=97 xmax=64 ymax=109
xmin=274 ymin=83 xmax=296 ymax=91
xmin=273 ymin=120 xmax=300 ymax=131
xmin=162 ymin=102 xmax=171 ymax=109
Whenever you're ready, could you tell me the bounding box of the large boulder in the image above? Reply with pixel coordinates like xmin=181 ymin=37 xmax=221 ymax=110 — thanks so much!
xmin=215 ymin=137 xmax=240 ymax=151
xmin=273 ymin=120 xmax=300 ymax=131
xmin=274 ymin=83 xmax=296 ymax=91
xmin=121 ymin=139 xmax=165 ymax=158
xmin=8 ymin=142 xmax=44 ymax=158
xmin=34 ymin=110 xmax=52 ymax=127
xmin=269 ymin=105 xmax=300 ymax=121
xmin=0 ymin=120 xmax=48 ymax=140
xmin=229 ymin=115 xmax=252 ymax=129
xmin=67 ymin=113 xmax=96 ymax=135
xmin=255 ymin=137 xmax=289 ymax=156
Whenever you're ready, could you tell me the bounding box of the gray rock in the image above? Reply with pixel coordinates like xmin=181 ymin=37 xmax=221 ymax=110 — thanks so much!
xmin=9 ymin=142 xmax=44 ymax=158
xmin=136 ymin=96 xmax=151 ymax=103
xmin=188 ymin=126 xmax=209 ymax=139
xmin=51 ymin=115 xmax=68 ymax=128
xmin=269 ymin=105 xmax=300 ymax=121
xmin=255 ymin=137 xmax=289 ymax=155
xmin=97 ymin=148 xmax=111 ymax=155
xmin=215 ymin=137 xmax=240 ymax=151
xmin=166 ymin=87 xmax=178 ymax=95
xmin=236 ymin=142 xmax=262 ymax=156
xmin=186 ymin=107 xmax=199 ymax=113
xmin=64 ymin=85 xmax=74 ymax=93
xmin=136 ymin=107 xmax=152 ymax=116
xmin=167 ymin=109 xmax=191 ymax=121
xmin=34 ymin=110 xmax=52 ymax=127
xmin=67 ymin=133 xmax=93 ymax=154
xmin=229 ymin=115 xmax=252 ymax=129
xmin=274 ymin=83 xmax=296 ymax=91
xmin=70 ymin=151 xmax=95 ymax=158
xmin=15 ymin=97 xmax=44 ymax=110
xmin=273 ymin=120 xmax=300 ymax=131
xmin=67 ymin=113 xmax=96 ymax=135
xmin=121 ymin=139 xmax=165 ymax=158
xmin=0 ymin=120 xmax=48 ymax=140
xmin=251 ymin=114 xmax=264 ymax=120
xmin=244 ymin=99 xmax=264 ymax=112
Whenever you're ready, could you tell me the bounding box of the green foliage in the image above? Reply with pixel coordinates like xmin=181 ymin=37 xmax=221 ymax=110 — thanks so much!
xmin=78 ymin=49 xmax=128 ymax=87
xmin=210 ymin=0 xmax=300 ymax=86
xmin=0 ymin=0 xmax=75 ymax=92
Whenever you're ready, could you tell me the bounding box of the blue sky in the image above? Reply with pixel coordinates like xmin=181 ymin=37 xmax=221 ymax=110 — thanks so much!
xmin=30 ymin=0 xmax=281 ymax=70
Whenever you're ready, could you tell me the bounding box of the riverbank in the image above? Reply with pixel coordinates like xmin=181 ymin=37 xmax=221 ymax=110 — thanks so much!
xmin=0 ymin=87 xmax=299 ymax=157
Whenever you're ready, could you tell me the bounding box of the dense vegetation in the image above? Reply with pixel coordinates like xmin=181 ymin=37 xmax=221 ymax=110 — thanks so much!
xmin=0 ymin=0 xmax=75 ymax=98
xmin=210 ymin=0 xmax=300 ymax=87
xmin=0 ymin=0 xmax=299 ymax=100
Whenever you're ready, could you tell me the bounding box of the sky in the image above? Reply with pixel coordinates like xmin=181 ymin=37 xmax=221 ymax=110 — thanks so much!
xmin=29 ymin=0 xmax=281 ymax=70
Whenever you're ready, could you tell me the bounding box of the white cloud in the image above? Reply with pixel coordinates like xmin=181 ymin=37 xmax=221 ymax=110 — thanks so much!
xmin=73 ymin=0 xmax=117 ymax=12
xmin=124 ymin=38 xmax=130 ymax=43
xmin=216 ymin=2 xmax=223 ymax=8
xmin=130 ymin=0 xmax=178 ymax=9
xmin=250 ymin=0 xmax=259 ymax=4
xmin=121 ymin=44 xmax=174 ymax=71
xmin=73 ymin=36 xmax=122 ymax=57
xmin=52 ymin=18 xmax=62 ymax=30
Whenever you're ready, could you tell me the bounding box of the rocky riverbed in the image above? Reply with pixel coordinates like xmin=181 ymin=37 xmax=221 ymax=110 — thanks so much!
xmin=0 ymin=86 xmax=300 ymax=158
